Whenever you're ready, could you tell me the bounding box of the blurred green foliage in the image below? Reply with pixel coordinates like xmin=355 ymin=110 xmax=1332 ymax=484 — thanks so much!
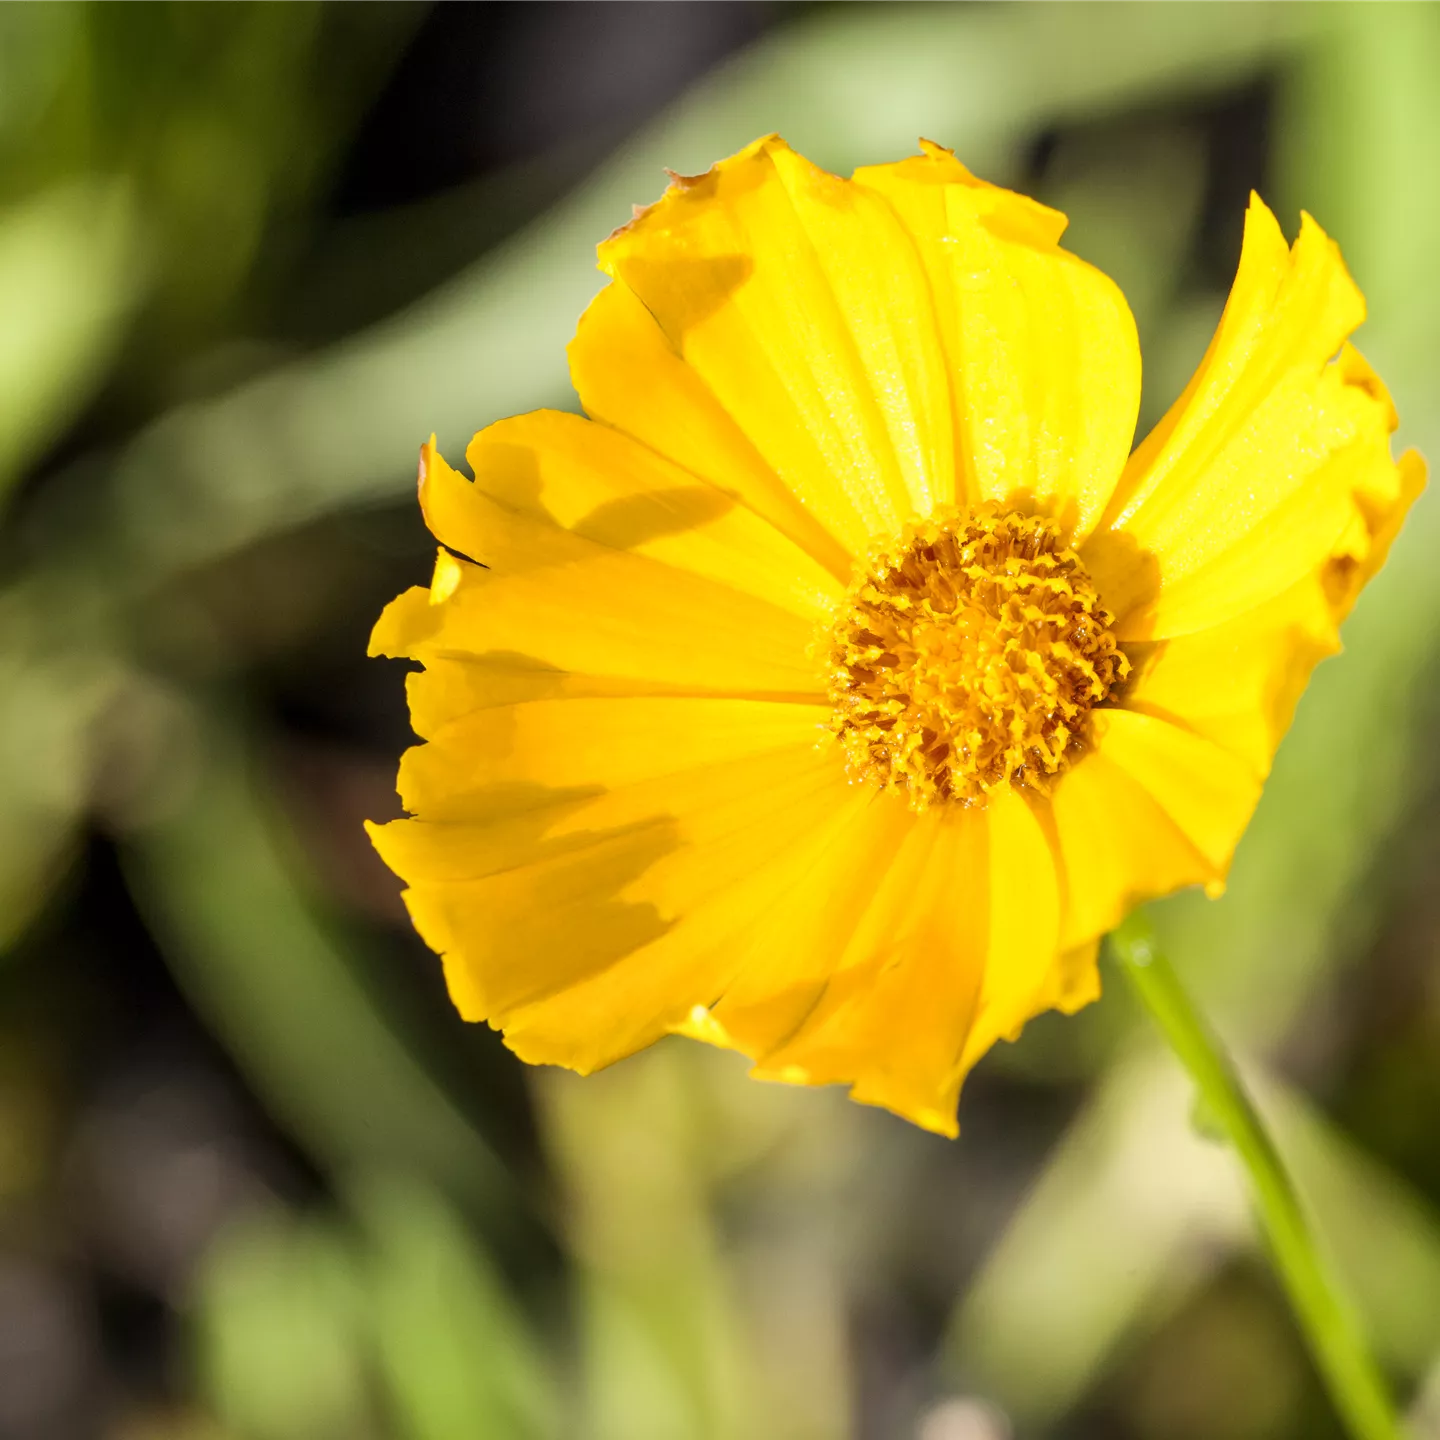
xmin=196 ymin=1175 xmax=557 ymax=1440
xmin=1 ymin=4 xmax=1439 ymax=1439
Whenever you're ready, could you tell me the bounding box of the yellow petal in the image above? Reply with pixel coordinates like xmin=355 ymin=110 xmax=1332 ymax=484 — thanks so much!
xmin=568 ymin=279 xmax=853 ymax=581
xmin=1121 ymin=574 xmax=1341 ymax=782
xmin=1047 ymin=742 xmax=1213 ymax=951
xmin=954 ymin=786 xmax=1065 ymax=1070
xmin=503 ymin=757 xmax=886 ymax=1071
xmin=749 ymin=806 xmax=986 ymax=1136
xmin=394 ymin=817 xmax=676 ymax=1025
xmin=396 ymin=694 xmax=828 ymax=821
xmin=399 ymin=653 xmax=742 ymax=743
xmin=1034 ymin=938 xmax=1102 ymax=1018
xmin=594 ymin=136 xmax=956 ymax=554
xmin=1049 ymin=706 xmax=1266 ymax=955
xmin=683 ymin=788 xmax=921 ymax=1059
xmin=1086 ymin=199 xmax=1408 ymax=639
xmin=854 ymin=140 xmax=1141 ymax=541
xmin=1086 ymin=707 xmax=1260 ymax=883
xmin=463 ymin=410 xmax=843 ymax=622
xmin=750 ymin=786 xmax=1061 ymax=1137
xmin=377 ymin=742 xmax=856 ymax=1061
xmin=370 ymin=443 xmax=825 ymax=707
xmin=1324 ymin=446 xmax=1427 ymax=624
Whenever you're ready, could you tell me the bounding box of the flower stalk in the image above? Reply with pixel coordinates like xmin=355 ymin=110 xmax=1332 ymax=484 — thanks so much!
xmin=1110 ymin=914 xmax=1402 ymax=1440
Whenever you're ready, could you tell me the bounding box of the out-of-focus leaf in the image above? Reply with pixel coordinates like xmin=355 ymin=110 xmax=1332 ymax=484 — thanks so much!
xmin=944 ymin=1046 xmax=1440 ymax=1424
xmin=1266 ymin=1084 xmax=1440 ymax=1378
xmin=119 ymin=713 xmax=526 ymax=1240
xmin=1275 ymin=2 xmax=1440 ymax=375
xmin=541 ymin=1048 xmax=769 ymax=1440
xmin=0 ymin=5 xmax=77 ymax=154
xmin=0 ymin=586 xmax=127 ymax=952
xmin=355 ymin=1172 xmax=559 ymax=1440
xmin=0 ymin=4 xmax=421 ymax=450
xmin=193 ymin=1208 xmax=372 ymax=1440
xmin=0 ymin=180 xmax=145 ymax=504
xmin=1411 ymin=1361 xmax=1440 ymax=1440
xmin=944 ymin=1051 xmax=1249 ymax=1427
xmin=194 ymin=1179 xmax=560 ymax=1440
xmin=1037 ymin=120 xmax=1208 ymax=383
xmin=68 ymin=3 xmax=419 ymax=356
xmin=29 ymin=2 xmax=1324 ymax=591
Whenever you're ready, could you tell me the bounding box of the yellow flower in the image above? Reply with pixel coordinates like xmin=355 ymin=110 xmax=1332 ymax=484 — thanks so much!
xmin=367 ymin=137 xmax=1423 ymax=1137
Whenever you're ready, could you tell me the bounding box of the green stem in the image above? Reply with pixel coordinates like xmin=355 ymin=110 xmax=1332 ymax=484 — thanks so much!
xmin=1109 ymin=913 xmax=1403 ymax=1440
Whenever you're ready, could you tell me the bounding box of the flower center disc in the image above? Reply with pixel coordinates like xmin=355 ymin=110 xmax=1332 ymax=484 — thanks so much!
xmin=826 ymin=510 xmax=1128 ymax=809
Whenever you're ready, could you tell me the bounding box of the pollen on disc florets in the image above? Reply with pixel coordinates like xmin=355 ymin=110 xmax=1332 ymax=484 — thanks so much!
xmin=826 ymin=509 xmax=1129 ymax=810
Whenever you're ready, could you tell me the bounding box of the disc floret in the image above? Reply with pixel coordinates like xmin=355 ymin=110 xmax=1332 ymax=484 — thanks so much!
xmin=826 ymin=509 xmax=1128 ymax=808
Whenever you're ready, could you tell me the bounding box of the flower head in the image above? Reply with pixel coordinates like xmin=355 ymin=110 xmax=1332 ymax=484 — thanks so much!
xmin=368 ymin=137 xmax=1423 ymax=1136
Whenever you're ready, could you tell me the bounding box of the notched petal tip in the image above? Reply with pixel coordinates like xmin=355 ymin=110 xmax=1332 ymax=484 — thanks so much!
xmin=672 ymin=1002 xmax=739 ymax=1051
xmin=1093 ymin=183 xmax=1386 ymax=640
xmin=910 ymin=1107 xmax=961 ymax=1141
xmin=417 ymin=433 xmax=439 ymax=497
xmin=368 ymin=585 xmax=440 ymax=659
xmin=1237 ymin=189 xmax=1289 ymax=264
xmin=848 ymin=1079 xmax=961 ymax=1139
xmin=600 ymin=133 xmax=787 ymax=258
xmin=1326 ymin=446 xmax=1427 ymax=622
xmin=1336 ymin=342 xmax=1398 ymax=432
xmin=856 ymin=140 xmax=1068 ymax=248
xmin=416 ymin=434 xmax=448 ymax=526
xmin=746 ymin=1055 xmax=962 ymax=1139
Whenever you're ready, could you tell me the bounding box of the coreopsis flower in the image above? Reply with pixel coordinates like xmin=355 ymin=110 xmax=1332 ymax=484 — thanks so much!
xmin=368 ymin=137 xmax=1423 ymax=1136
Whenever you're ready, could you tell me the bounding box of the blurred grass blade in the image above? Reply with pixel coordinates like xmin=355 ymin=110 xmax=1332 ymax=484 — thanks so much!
xmin=0 ymin=586 xmax=127 ymax=952
xmin=120 ymin=711 xmax=525 ymax=1239
xmin=193 ymin=1207 xmax=372 ymax=1440
xmin=1265 ymin=1085 xmax=1440 ymax=1380
xmin=1275 ymin=1 xmax=1440 ymax=374
xmin=540 ymin=1050 xmax=770 ymax=1440
xmin=355 ymin=1172 xmax=560 ymax=1440
xmin=0 ymin=180 xmax=145 ymax=506
xmin=0 ymin=4 xmax=77 ymax=141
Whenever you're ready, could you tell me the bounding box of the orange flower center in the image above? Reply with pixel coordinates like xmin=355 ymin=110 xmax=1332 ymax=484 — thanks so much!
xmin=825 ymin=510 xmax=1128 ymax=809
